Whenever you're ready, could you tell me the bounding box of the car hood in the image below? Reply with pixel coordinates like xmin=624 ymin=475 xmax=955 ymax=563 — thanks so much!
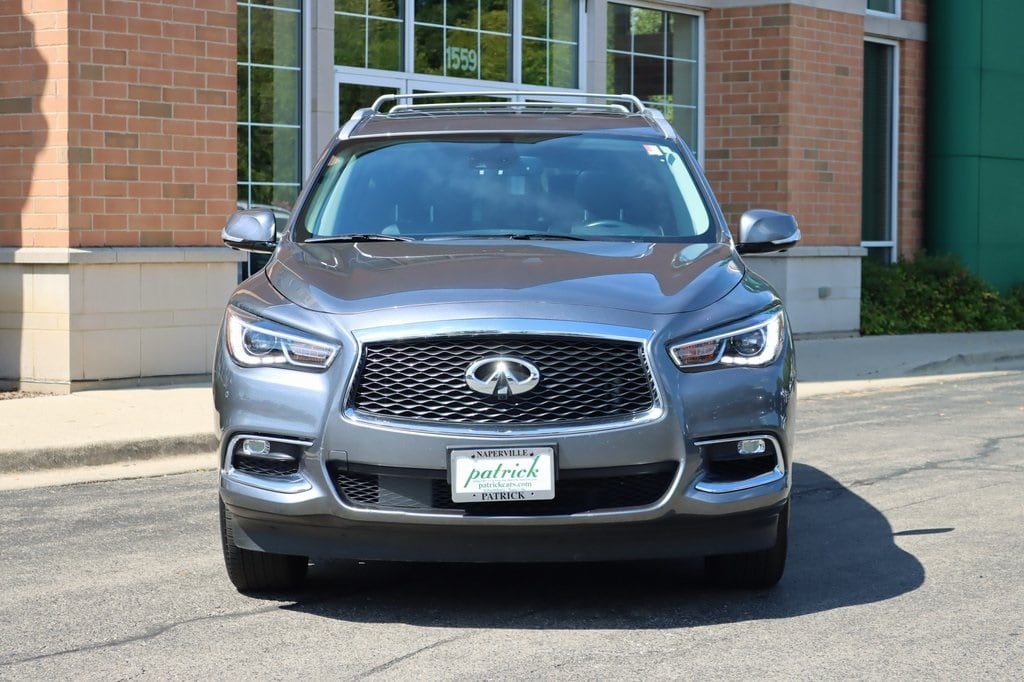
xmin=266 ymin=239 xmax=744 ymax=315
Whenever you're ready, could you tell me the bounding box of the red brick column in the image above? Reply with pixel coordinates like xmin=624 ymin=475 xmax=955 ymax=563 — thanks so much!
xmin=68 ymin=0 xmax=237 ymax=247
xmin=1 ymin=0 xmax=237 ymax=249
xmin=704 ymin=4 xmax=863 ymax=246
xmin=898 ymin=0 xmax=927 ymax=258
xmin=0 ymin=2 xmax=66 ymax=247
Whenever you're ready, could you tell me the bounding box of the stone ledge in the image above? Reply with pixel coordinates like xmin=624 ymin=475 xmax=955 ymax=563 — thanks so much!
xmin=0 ymin=247 xmax=246 ymax=265
xmin=746 ymin=245 xmax=867 ymax=260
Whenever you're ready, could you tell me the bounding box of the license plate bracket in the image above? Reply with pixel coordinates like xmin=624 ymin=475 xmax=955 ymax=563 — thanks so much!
xmin=448 ymin=446 xmax=556 ymax=503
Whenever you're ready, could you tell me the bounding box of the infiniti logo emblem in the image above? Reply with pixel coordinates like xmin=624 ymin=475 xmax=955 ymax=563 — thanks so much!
xmin=465 ymin=356 xmax=541 ymax=400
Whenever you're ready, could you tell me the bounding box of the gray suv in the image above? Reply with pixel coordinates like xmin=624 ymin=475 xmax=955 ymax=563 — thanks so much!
xmin=215 ymin=93 xmax=800 ymax=592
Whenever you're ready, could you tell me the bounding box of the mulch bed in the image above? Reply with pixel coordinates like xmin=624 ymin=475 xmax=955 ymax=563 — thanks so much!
xmin=0 ymin=391 xmax=39 ymax=401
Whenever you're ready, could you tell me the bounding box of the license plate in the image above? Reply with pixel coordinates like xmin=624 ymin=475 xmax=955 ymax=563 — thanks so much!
xmin=449 ymin=446 xmax=555 ymax=503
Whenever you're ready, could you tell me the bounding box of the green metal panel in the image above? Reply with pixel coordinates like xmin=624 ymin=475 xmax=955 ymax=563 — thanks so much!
xmin=927 ymin=1 xmax=982 ymax=158
xmin=928 ymin=0 xmax=1024 ymax=292
xmin=928 ymin=157 xmax=980 ymax=271
xmin=979 ymin=0 xmax=1024 ymax=160
xmin=928 ymin=67 xmax=981 ymax=158
xmin=980 ymin=71 xmax=1024 ymax=160
xmin=978 ymin=158 xmax=1024 ymax=292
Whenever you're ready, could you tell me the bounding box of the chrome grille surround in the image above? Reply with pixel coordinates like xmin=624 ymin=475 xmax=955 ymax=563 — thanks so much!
xmin=348 ymin=332 xmax=659 ymax=428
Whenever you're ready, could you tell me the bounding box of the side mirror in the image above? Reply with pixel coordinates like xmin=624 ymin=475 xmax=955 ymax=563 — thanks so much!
xmin=735 ymin=209 xmax=801 ymax=254
xmin=222 ymin=209 xmax=278 ymax=253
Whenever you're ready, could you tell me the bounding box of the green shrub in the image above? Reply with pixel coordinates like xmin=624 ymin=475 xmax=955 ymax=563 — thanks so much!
xmin=860 ymin=253 xmax=1024 ymax=335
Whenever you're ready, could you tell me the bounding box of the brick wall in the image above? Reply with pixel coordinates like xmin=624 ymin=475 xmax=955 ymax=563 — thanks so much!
xmin=0 ymin=2 xmax=68 ymax=247
xmin=705 ymin=4 xmax=863 ymax=246
xmin=897 ymin=0 xmax=927 ymax=257
xmin=68 ymin=0 xmax=237 ymax=247
xmin=902 ymin=0 xmax=927 ymax=23
xmin=898 ymin=34 xmax=926 ymax=258
xmin=1 ymin=0 xmax=236 ymax=249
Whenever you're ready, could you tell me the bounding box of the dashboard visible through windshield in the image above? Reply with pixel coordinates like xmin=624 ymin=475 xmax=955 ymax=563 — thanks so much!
xmin=298 ymin=135 xmax=714 ymax=243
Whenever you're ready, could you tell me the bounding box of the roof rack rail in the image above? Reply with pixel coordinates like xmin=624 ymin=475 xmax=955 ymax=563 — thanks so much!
xmin=369 ymin=91 xmax=648 ymax=116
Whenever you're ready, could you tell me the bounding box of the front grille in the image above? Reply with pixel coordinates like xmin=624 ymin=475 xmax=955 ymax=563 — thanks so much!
xmin=328 ymin=462 xmax=676 ymax=516
xmin=350 ymin=336 xmax=656 ymax=425
xmin=232 ymin=455 xmax=299 ymax=477
xmin=704 ymin=455 xmax=777 ymax=482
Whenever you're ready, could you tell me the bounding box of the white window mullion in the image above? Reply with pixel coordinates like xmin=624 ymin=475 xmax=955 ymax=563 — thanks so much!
xmin=512 ymin=0 xmax=524 ymax=84
xmin=403 ymin=0 xmax=415 ymax=75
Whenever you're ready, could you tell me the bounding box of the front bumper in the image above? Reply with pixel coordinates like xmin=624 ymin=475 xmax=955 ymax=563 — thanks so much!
xmin=215 ymin=314 xmax=795 ymax=562
xmin=218 ymin=414 xmax=792 ymax=562
xmin=223 ymin=499 xmax=787 ymax=562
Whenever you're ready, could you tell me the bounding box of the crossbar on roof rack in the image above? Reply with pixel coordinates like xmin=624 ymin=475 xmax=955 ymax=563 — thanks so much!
xmin=370 ymin=91 xmax=647 ymax=116
xmin=388 ymin=101 xmax=632 ymax=116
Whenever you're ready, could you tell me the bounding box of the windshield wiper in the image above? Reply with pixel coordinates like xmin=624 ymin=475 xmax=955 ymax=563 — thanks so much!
xmin=305 ymin=233 xmax=413 ymax=243
xmin=429 ymin=232 xmax=590 ymax=241
xmin=508 ymin=232 xmax=590 ymax=241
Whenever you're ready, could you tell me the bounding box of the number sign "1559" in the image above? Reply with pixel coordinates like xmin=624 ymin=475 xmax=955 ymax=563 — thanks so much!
xmin=446 ymin=46 xmax=478 ymax=74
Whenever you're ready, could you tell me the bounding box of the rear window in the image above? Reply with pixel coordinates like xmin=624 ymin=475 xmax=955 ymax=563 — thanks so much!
xmin=297 ymin=134 xmax=714 ymax=242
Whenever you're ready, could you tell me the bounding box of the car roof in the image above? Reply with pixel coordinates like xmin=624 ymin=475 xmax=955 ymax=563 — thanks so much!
xmin=343 ymin=92 xmax=677 ymax=140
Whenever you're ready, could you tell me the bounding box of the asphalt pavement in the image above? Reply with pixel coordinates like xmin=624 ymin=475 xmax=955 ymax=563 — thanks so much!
xmin=1 ymin=330 xmax=1022 ymax=477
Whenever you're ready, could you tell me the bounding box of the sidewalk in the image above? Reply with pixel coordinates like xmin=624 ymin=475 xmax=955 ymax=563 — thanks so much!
xmin=0 ymin=384 xmax=216 ymax=475
xmin=2 ymin=331 xmax=1022 ymax=477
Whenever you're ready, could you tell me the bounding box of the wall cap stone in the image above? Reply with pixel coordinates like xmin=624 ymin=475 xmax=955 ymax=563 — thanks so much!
xmin=0 ymin=247 xmax=246 ymax=265
xmin=746 ymin=246 xmax=867 ymax=259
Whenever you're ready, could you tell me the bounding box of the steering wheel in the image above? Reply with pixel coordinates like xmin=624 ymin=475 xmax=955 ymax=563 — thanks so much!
xmin=582 ymin=219 xmax=634 ymax=231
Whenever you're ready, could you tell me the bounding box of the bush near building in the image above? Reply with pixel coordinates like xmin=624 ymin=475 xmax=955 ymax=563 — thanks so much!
xmin=860 ymin=254 xmax=1024 ymax=335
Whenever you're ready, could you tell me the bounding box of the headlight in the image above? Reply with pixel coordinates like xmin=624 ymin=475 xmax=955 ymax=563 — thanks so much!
xmin=224 ymin=307 xmax=340 ymax=370
xmin=669 ymin=308 xmax=784 ymax=370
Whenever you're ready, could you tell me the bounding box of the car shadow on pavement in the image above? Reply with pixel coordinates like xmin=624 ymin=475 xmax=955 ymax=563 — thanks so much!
xmin=279 ymin=463 xmax=925 ymax=627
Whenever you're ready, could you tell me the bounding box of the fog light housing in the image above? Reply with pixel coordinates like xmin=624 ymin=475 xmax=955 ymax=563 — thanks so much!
xmin=695 ymin=434 xmax=783 ymax=491
xmin=228 ymin=434 xmax=309 ymax=478
xmin=737 ymin=438 xmax=766 ymax=456
xmin=241 ymin=438 xmax=272 ymax=458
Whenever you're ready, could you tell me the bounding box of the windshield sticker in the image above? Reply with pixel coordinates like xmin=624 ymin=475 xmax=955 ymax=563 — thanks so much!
xmin=643 ymin=144 xmax=663 ymax=156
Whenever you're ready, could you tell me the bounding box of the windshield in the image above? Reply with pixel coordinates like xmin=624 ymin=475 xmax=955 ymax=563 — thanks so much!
xmin=297 ymin=134 xmax=715 ymax=242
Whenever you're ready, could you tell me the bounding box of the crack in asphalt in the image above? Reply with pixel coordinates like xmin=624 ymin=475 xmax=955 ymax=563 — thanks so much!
xmin=349 ymin=634 xmax=465 ymax=680
xmin=844 ymin=432 xmax=1024 ymax=491
xmin=881 ymin=480 xmax=1013 ymax=513
xmin=792 ymin=433 xmax=1024 ymax=503
xmin=0 ymin=603 xmax=284 ymax=668
xmin=274 ymin=576 xmax=550 ymax=680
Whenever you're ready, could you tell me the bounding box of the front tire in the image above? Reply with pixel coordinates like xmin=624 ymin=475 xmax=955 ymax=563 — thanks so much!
xmin=705 ymin=500 xmax=789 ymax=589
xmin=219 ymin=499 xmax=308 ymax=593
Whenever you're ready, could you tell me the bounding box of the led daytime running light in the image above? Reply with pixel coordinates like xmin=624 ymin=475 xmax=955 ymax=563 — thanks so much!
xmin=225 ymin=308 xmax=339 ymax=370
xmin=670 ymin=309 xmax=784 ymax=370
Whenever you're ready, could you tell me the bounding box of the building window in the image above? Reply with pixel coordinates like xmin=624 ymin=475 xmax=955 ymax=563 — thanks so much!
xmin=862 ymin=39 xmax=899 ymax=263
xmin=333 ymin=1 xmax=581 ymax=88
xmin=414 ymin=1 xmax=513 ymax=81
xmin=335 ymin=0 xmax=403 ymax=71
xmin=606 ymin=3 xmax=700 ymax=150
xmin=237 ymin=1 xmax=303 ymax=213
xmin=866 ymin=0 xmax=899 ymax=16
xmin=522 ymin=0 xmax=579 ymax=88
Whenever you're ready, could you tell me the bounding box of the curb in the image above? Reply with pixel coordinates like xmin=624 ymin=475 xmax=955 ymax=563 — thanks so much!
xmin=909 ymin=351 xmax=1024 ymax=376
xmin=0 ymin=434 xmax=219 ymax=475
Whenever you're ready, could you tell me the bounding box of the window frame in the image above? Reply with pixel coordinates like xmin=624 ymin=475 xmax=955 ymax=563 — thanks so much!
xmin=237 ymin=0 xmax=304 ymax=213
xmin=328 ymin=1 xmax=587 ymax=90
xmin=603 ymin=1 xmax=704 ymax=158
xmin=865 ymin=0 xmax=901 ymax=19
xmin=861 ymin=36 xmax=900 ymax=264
